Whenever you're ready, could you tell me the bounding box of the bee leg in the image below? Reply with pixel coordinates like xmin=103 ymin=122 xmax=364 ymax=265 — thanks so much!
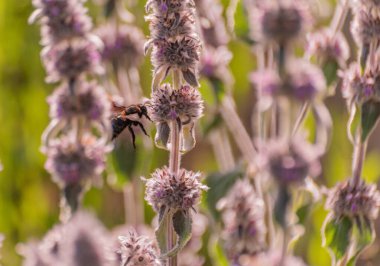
xmin=143 ymin=113 xmax=152 ymax=122
xmin=133 ymin=121 xmax=149 ymax=137
xmin=127 ymin=126 xmax=136 ymax=149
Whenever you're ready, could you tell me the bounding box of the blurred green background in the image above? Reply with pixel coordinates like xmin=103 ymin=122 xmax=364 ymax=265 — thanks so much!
xmin=1 ymin=0 xmax=380 ymax=265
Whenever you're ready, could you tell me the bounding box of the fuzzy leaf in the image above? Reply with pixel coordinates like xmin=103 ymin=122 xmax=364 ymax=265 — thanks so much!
xmin=322 ymin=215 xmax=353 ymax=264
xmin=347 ymin=218 xmax=375 ymax=266
xmin=180 ymin=122 xmax=196 ymax=153
xmin=205 ymin=166 xmax=244 ymax=220
xmin=154 ymin=122 xmax=170 ymax=150
xmin=163 ymin=210 xmax=192 ymax=257
xmin=155 ymin=206 xmax=171 ymax=255
xmin=182 ymin=70 xmax=199 ymax=88
xmin=361 ymin=100 xmax=380 ymax=142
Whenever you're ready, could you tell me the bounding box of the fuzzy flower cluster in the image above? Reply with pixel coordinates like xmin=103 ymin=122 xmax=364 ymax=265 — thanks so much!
xmin=96 ymin=24 xmax=145 ymax=67
xmin=48 ymin=80 xmax=110 ymax=122
xmin=307 ymin=29 xmax=349 ymax=66
xmin=145 ymin=0 xmax=201 ymax=88
xmin=117 ymin=232 xmax=161 ymax=266
xmin=45 ymin=135 xmax=108 ymax=187
xmin=19 ymin=212 xmax=112 ymax=266
xmin=251 ymin=1 xmax=310 ymax=45
xmin=267 ymin=137 xmax=321 ymax=186
xmin=149 ymin=83 xmax=203 ymax=151
xmin=326 ymin=180 xmax=380 ymax=222
xmin=341 ymin=63 xmax=380 ymax=106
xmin=251 ymin=60 xmax=326 ymax=105
xmin=144 ymin=166 xmax=208 ymax=212
xmin=29 ymin=0 xmax=92 ymax=45
xmin=217 ymin=179 xmax=266 ymax=261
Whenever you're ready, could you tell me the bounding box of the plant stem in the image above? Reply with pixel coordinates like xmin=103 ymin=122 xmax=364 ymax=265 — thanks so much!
xmin=352 ymin=138 xmax=367 ymax=186
xmin=292 ymin=101 xmax=310 ymax=136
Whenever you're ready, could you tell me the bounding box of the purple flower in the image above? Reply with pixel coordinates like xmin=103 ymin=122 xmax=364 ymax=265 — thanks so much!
xmin=326 ymin=179 xmax=380 ymax=221
xmin=42 ymin=40 xmax=103 ymax=83
xmin=47 ymin=80 xmax=110 ymax=122
xmin=267 ymin=137 xmax=321 ymax=186
xmin=143 ymin=166 xmax=208 ymax=212
xmin=44 ymin=135 xmax=108 ymax=187
xmin=200 ymin=47 xmax=233 ymax=83
xmin=217 ymin=179 xmax=266 ymax=260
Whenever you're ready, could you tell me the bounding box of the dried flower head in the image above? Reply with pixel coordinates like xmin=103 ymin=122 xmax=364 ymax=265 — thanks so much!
xmin=267 ymin=137 xmax=321 ymax=185
xmin=42 ymin=40 xmax=102 ymax=83
xmin=307 ymin=29 xmax=349 ymax=66
xmin=117 ymin=232 xmax=161 ymax=266
xmin=151 ymin=37 xmax=201 ymax=87
xmin=96 ymin=24 xmax=145 ymax=67
xmin=341 ymin=63 xmax=380 ymax=106
xmin=44 ymin=135 xmax=108 ymax=187
xmin=238 ymin=250 xmax=307 ymax=266
xmin=144 ymin=166 xmax=208 ymax=212
xmin=29 ymin=0 xmax=92 ymax=44
xmin=217 ymin=179 xmax=266 ymax=260
xmin=194 ymin=0 xmax=229 ymax=48
xmin=253 ymin=2 xmax=309 ymax=44
xmin=48 ymin=80 xmax=110 ymax=122
xmin=61 ymin=211 xmax=111 ymax=266
xmin=149 ymin=84 xmax=203 ymax=123
xmin=326 ymin=180 xmax=380 ymax=222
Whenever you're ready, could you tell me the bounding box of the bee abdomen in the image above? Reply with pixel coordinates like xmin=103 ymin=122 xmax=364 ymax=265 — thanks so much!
xmin=111 ymin=117 xmax=128 ymax=139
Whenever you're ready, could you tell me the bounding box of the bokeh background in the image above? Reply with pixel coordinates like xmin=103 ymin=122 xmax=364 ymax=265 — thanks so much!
xmin=1 ymin=0 xmax=380 ymax=265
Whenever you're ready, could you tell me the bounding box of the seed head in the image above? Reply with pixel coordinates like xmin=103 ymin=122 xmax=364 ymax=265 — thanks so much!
xmin=48 ymin=80 xmax=110 ymax=122
xmin=217 ymin=179 xmax=266 ymax=260
xmin=44 ymin=135 xmax=108 ymax=187
xmin=30 ymin=0 xmax=92 ymax=45
xmin=306 ymin=29 xmax=349 ymax=66
xmin=326 ymin=180 xmax=380 ymax=221
xmin=97 ymin=24 xmax=145 ymax=67
xmin=267 ymin=137 xmax=321 ymax=185
xmin=42 ymin=40 xmax=102 ymax=83
xmin=149 ymin=84 xmax=203 ymax=123
xmin=144 ymin=166 xmax=208 ymax=212
xmin=117 ymin=232 xmax=161 ymax=266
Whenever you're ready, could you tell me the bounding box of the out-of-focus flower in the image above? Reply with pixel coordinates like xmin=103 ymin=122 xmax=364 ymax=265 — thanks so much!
xmin=353 ymin=0 xmax=380 ymax=11
xmin=267 ymin=137 xmax=321 ymax=186
xmin=307 ymin=29 xmax=350 ymax=66
xmin=144 ymin=166 xmax=208 ymax=212
xmin=238 ymin=250 xmax=307 ymax=266
xmin=217 ymin=179 xmax=266 ymax=261
xmin=48 ymin=80 xmax=110 ymax=123
xmin=341 ymin=63 xmax=380 ymax=106
xmin=200 ymin=47 xmax=233 ymax=84
xmin=42 ymin=40 xmax=103 ymax=83
xmin=117 ymin=232 xmax=161 ymax=266
xmin=29 ymin=0 xmax=92 ymax=45
xmin=44 ymin=135 xmax=108 ymax=187
xmin=250 ymin=69 xmax=282 ymax=110
xmin=96 ymin=24 xmax=145 ymax=67
xmin=194 ymin=0 xmax=229 ymax=48
xmin=326 ymin=180 xmax=380 ymax=222
xmin=252 ymin=2 xmax=310 ymax=44
xmin=61 ymin=212 xmax=111 ymax=266
xmin=351 ymin=6 xmax=380 ymax=46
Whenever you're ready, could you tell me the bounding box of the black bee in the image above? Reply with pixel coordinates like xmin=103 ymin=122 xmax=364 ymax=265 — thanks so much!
xmin=111 ymin=101 xmax=152 ymax=148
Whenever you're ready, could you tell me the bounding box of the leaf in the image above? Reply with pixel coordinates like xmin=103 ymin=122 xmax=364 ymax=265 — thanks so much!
xmin=361 ymin=100 xmax=380 ymax=142
xmin=322 ymin=215 xmax=353 ymax=264
xmin=154 ymin=122 xmax=170 ymax=150
xmin=274 ymin=187 xmax=291 ymax=227
xmin=346 ymin=218 xmax=375 ymax=266
xmin=322 ymin=60 xmax=339 ymax=87
xmin=360 ymin=43 xmax=370 ymax=73
xmin=163 ymin=210 xmax=193 ymax=257
xmin=205 ymin=166 xmax=244 ymax=221
xmin=155 ymin=206 xmax=171 ymax=255
xmin=180 ymin=122 xmax=196 ymax=153
xmin=182 ymin=69 xmax=199 ymax=88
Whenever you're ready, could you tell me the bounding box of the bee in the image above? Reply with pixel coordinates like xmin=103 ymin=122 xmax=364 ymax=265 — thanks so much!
xmin=111 ymin=101 xmax=152 ymax=148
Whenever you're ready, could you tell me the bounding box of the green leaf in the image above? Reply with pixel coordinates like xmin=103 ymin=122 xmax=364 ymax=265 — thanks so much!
xmin=163 ymin=210 xmax=193 ymax=257
xmin=155 ymin=206 xmax=171 ymax=255
xmin=322 ymin=60 xmax=339 ymax=87
xmin=205 ymin=167 xmax=244 ymax=221
xmin=361 ymin=100 xmax=380 ymax=142
xmin=347 ymin=218 xmax=375 ymax=266
xmin=322 ymin=215 xmax=353 ymax=264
